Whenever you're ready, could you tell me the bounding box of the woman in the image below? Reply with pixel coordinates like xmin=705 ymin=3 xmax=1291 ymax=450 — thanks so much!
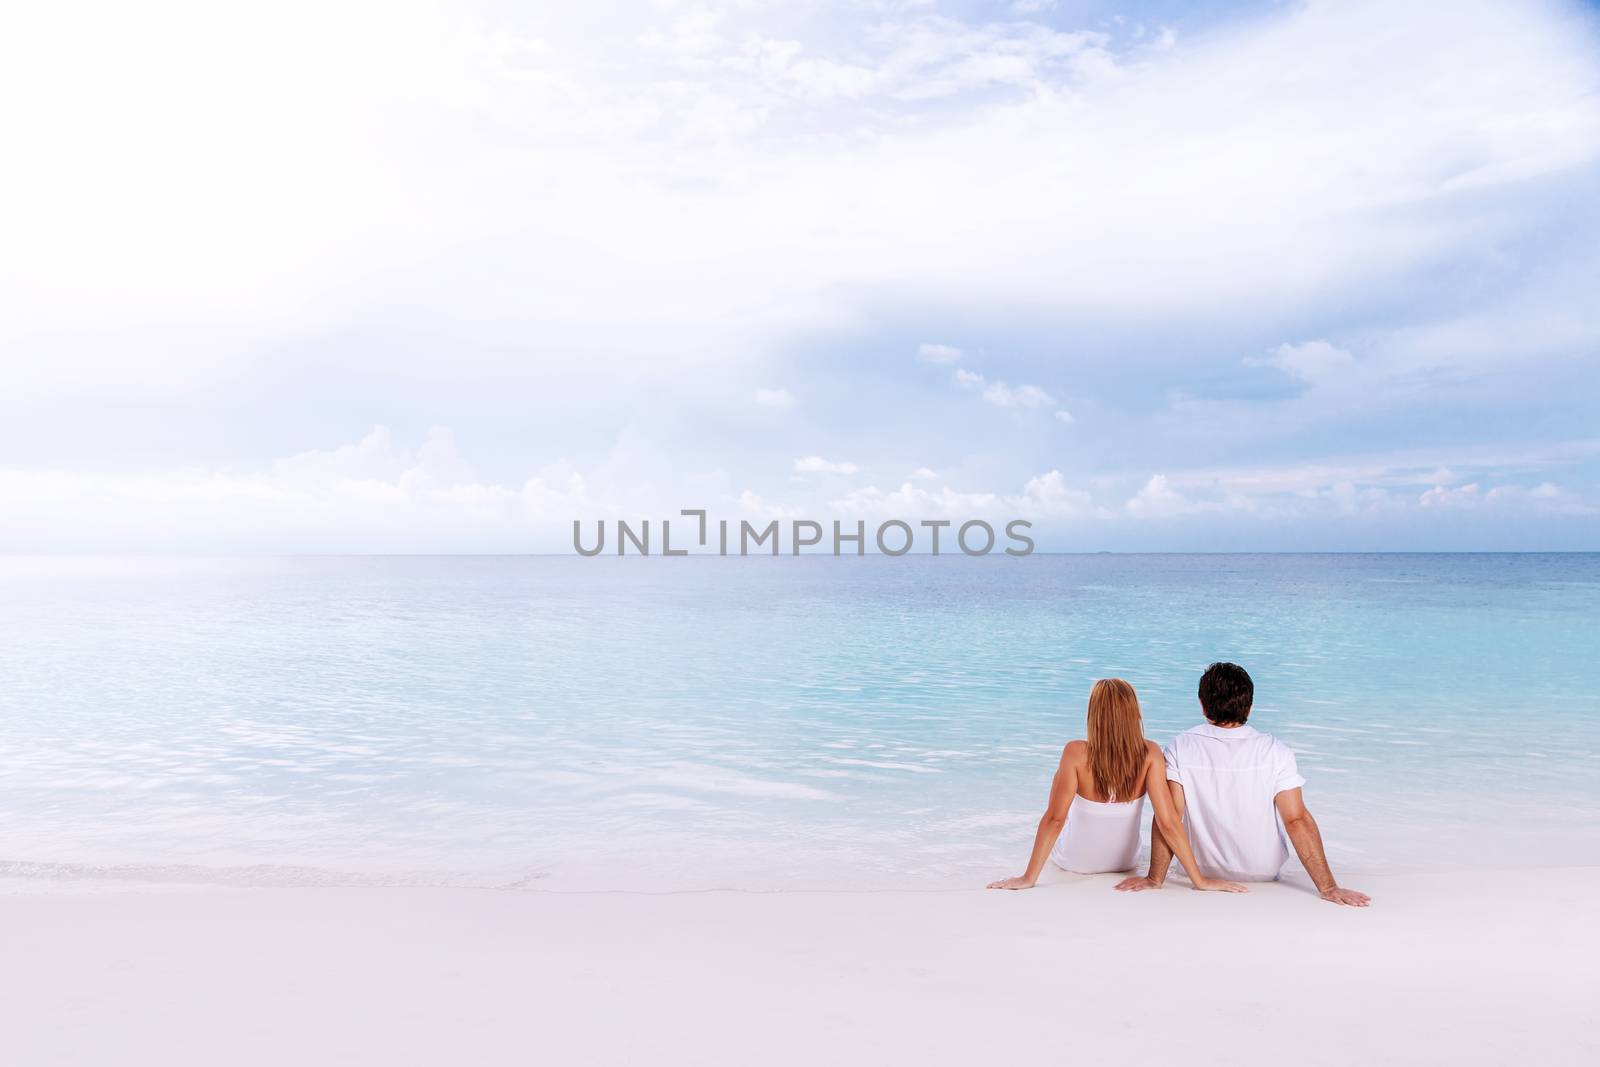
xmin=987 ymin=678 xmax=1246 ymax=893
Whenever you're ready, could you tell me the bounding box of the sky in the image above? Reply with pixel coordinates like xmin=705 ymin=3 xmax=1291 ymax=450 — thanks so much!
xmin=1 ymin=0 xmax=1597 ymax=552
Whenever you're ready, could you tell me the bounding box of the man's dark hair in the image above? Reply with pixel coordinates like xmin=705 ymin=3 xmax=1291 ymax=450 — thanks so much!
xmin=1199 ymin=662 xmax=1253 ymax=725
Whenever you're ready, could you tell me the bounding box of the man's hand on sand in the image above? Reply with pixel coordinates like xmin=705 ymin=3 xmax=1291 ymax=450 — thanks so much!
xmin=1115 ymin=875 xmax=1246 ymax=893
xmin=1320 ymin=886 xmax=1371 ymax=907
xmin=1113 ymin=875 xmax=1161 ymax=892
xmin=986 ymin=875 xmax=1036 ymax=890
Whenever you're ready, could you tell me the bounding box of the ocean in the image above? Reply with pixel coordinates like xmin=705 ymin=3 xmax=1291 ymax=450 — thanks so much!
xmin=1 ymin=553 xmax=1596 ymax=890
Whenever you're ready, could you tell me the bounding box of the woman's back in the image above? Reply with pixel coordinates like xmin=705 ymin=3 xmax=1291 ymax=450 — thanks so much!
xmin=1051 ymin=740 xmax=1146 ymax=874
xmin=1051 ymin=793 xmax=1144 ymax=873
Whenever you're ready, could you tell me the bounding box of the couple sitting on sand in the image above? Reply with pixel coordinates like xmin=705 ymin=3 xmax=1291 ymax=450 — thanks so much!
xmin=987 ymin=662 xmax=1370 ymax=906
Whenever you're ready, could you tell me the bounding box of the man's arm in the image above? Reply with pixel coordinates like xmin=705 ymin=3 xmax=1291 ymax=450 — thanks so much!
xmin=1114 ymin=783 xmax=1184 ymax=892
xmin=1275 ymin=788 xmax=1370 ymax=906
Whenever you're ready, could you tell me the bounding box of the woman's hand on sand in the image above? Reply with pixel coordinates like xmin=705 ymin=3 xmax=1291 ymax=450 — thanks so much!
xmin=986 ymin=875 xmax=1036 ymax=890
xmin=1195 ymin=878 xmax=1249 ymax=893
xmin=1113 ymin=875 xmax=1160 ymax=892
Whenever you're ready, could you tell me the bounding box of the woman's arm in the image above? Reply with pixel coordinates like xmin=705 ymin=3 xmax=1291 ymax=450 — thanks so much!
xmin=1143 ymin=752 xmax=1248 ymax=893
xmin=987 ymin=745 xmax=1078 ymax=890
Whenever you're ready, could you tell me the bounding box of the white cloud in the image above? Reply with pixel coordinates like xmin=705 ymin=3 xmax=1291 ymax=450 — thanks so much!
xmin=983 ymin=381 xmax=1056 ymax=408
xmin=947 ymin=371 xmax=1062 ymax=412
xmin=7 ymin=0 xmax=1593 ymax=410
xmin=1524 ymin=483 xmax=1596 ymax=514
xmin=0 ymin=1 xmax=1595 ymax=550
xmin=830 ymin=469 xmax=1098 ymax=521
xmin=738 ymin=489 xmax=804 ymax=519
xmin=917 ymin=342 xmax=962 ymax=364
xmin=1126 ymin=474 xmax=1203 ymax=518
xmin=953 ymin=368 xmax=1060 ymax=411
xmin=1054 ymin=409 xmax=1075 ymax=424
xmin=1248 ymin=340 xmax=1358 ymax=384
xmin=1015 ymin=470 xmax=1097 ymax=516
xmin=1306 ymin=480 xmax=1389 ymax=517
xmin=1154 ymin=439 xmax=1600 ymax=496
xmin=1419 ymin=482 xmax=1482 ymax=508
xmin=793 ymin=455 xmax=860 ymax=475
xmin=4 ymin=424 xmax=1593 ymax=552
xmin=830 ymin=483 xmax=987 ymax=519
xmin=754 ymin=387 xmax=796 ymax=407
xmin=1420 ymin=480 xmax=1594 ymax=514
xmin=0 ymin=426 xmax=605 ymax=552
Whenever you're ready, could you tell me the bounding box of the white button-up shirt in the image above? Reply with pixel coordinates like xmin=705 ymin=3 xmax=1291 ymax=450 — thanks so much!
xmin=1164 ymin=722 xmax=1306 ymax=881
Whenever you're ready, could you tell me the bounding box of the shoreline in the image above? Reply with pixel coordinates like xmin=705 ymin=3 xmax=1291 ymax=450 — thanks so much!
xmin=8 ymin=866 xmax=1597 ymax=1065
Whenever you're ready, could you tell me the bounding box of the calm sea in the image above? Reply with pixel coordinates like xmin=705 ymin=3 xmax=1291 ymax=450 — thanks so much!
xmin=1 ymin=554 xmax=1596 ymax=890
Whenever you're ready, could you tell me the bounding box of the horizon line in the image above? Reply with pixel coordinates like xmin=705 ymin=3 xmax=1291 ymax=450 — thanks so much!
xmin=3 ymin=550 xmax=1597 ymax=559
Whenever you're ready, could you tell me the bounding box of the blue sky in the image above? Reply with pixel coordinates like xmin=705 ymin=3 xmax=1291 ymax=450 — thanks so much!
xmin=1 ymin=0 xmax=1597 ymax=551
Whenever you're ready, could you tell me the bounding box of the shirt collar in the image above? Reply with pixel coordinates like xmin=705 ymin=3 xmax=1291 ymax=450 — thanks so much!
xmin=1192 ymin=722 xmax=1259 ymax=739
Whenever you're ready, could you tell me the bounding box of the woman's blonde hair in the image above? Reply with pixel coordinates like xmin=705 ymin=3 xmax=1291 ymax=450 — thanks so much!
xmin=1086 ymin=678 xmax=1146 ymax=802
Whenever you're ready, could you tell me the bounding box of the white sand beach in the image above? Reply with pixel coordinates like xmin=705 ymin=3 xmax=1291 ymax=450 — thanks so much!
xmin=7 ymin=866 xmax=1596 ymax=1066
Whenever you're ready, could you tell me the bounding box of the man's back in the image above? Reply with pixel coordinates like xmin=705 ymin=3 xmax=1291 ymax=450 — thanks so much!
xmin=1164 ymin=723 xmax=1305 ymax=881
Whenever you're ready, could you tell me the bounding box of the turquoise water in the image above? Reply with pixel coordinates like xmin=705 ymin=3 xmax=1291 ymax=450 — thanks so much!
xmin=1 ymin=554 xmax=1596 ymax=890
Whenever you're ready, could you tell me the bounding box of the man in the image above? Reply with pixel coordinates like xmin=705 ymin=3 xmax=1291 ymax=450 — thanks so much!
xmin=1115 ymin=662 xmax=1370 ymax=906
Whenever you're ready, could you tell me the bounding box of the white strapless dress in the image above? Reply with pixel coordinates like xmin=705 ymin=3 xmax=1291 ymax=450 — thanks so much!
xmin=1049 ymin=795 xmax=1144 ymax=874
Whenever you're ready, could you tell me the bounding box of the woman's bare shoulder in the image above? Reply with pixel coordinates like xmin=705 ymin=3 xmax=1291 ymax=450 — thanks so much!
xmin=1062 ymin=739 xmax=1090 ymax=762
